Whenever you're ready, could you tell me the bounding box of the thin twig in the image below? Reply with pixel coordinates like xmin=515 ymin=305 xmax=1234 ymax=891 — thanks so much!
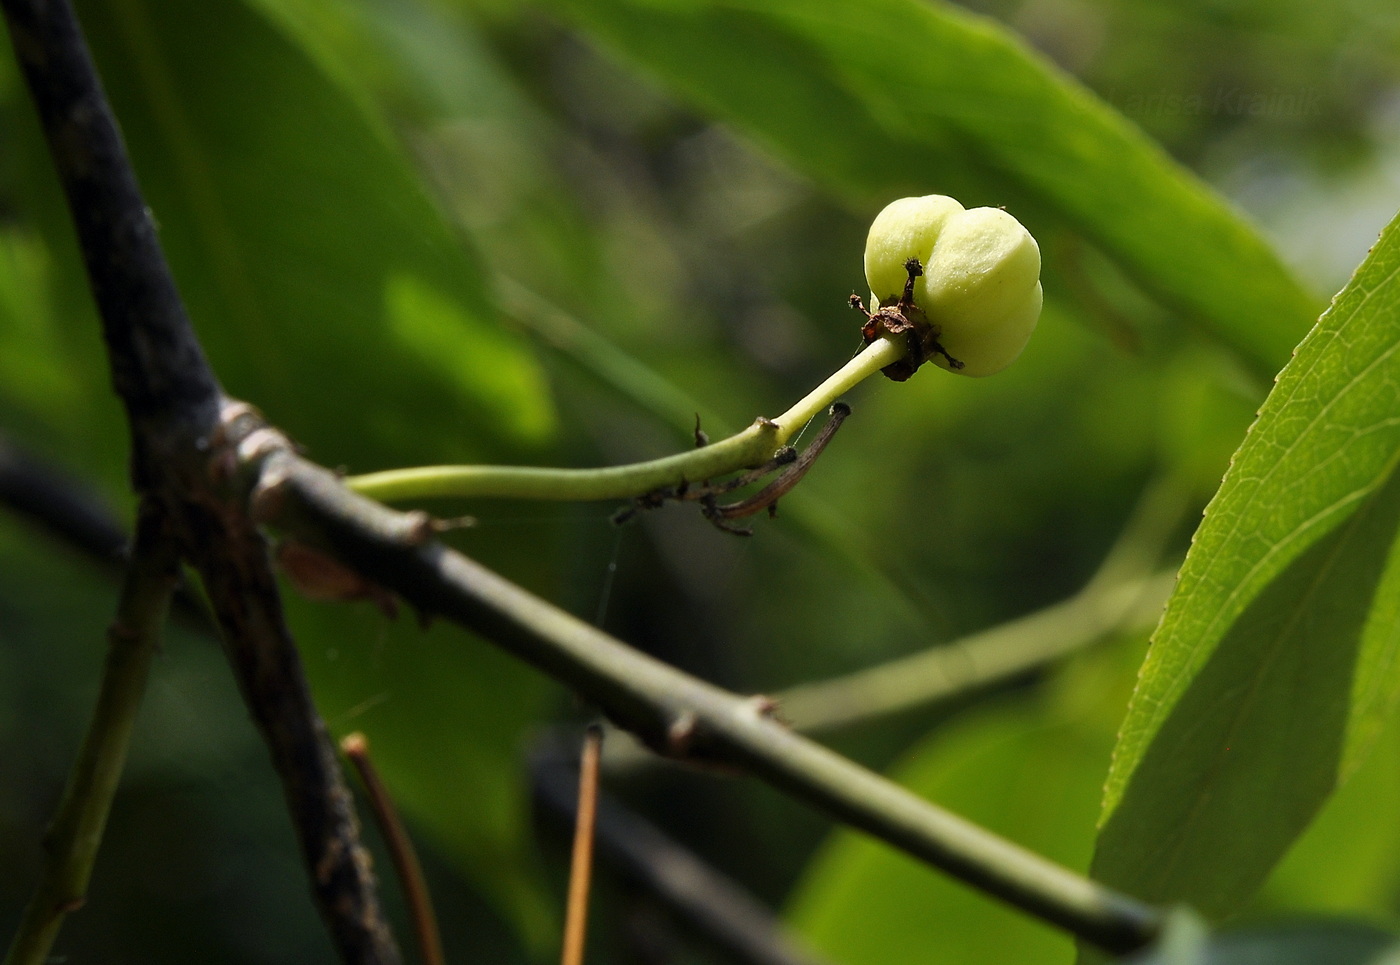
xmin=495 ymin=283 xmax=955 ymax=634
xmin=251 ymin=445 xmax=1164 ymax=956
xmin=532 ymin=746 xmax=833 ymax=965
xmin=0 ymin=3 xmax=400 ymax=961
xmin=0 ymin=433 xmax=129 ymax=565
xmin=0 ymin=433 xmax=214 ymax=631
xmin=612 ymin=402 xmax=850 ymax=534
xmin=609 ymin=446 xmax=798 ymax=528
xmin=679 ymin=447 xmax=798 ymax=503
xmin=779 ymin=569 xmax=1175 ymax=734
xmin=711 ymin=403 xmax=851 ymax=521
xmin=600 ymin=566 xmax=1174 ymax=774
xmin=343 ymin=339 xmax=906 ymax=506
xmin=562 ymin=726 xmax=603 ymax=965
xmin=343 ymin=734 xmax=445 ymax=965
xmin=4 ymin=502 xmax=178 ymax=965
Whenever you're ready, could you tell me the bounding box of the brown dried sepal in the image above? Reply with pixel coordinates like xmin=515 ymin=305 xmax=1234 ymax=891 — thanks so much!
xmin=851 ymin=257 xmax=963 ymax=380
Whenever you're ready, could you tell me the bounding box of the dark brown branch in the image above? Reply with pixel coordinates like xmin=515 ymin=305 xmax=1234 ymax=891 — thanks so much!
xmin=181 ymin=457 xmax=399 ymax=964
xmin=251 ymin=443 xmax=1163 ymax=956
xmin=0 ymin=3 xmax=399 ymax=962
xmin=0 ymin=0 xmax=218 ymax=460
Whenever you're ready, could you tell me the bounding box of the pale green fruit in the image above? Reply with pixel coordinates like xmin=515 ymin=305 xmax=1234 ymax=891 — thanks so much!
xmin=864 ymin=197 xmax=1042 ymax=377
xmin=918 ymin=207 xmax=1041 ymax=376
xmin=863 ymin=195 xmax=965 ymax=304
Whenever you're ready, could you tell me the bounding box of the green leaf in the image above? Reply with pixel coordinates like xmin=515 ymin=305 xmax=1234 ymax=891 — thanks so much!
xmin=538 ymin=0 xmax=1319 ymax=374
xmin=789 ymin=711 xmax=1088 ymax=965
xmin=72 ymin=0 xmax=555 ymax=468
xmin=1093 ymin=208 xmax=1400 ymax=915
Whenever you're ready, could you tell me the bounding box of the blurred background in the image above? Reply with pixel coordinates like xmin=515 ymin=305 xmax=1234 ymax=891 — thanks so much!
xmin=1 ymin=0 xmax=1399 ymax=962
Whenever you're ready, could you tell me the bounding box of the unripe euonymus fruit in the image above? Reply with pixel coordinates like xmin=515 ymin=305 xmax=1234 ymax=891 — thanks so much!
xmin=863 ymin=195 xmax=1042 ymax=377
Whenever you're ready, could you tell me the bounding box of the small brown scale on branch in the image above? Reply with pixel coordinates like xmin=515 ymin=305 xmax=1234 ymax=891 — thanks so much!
xmin=850 ymin=257 xmax=963 ymax=381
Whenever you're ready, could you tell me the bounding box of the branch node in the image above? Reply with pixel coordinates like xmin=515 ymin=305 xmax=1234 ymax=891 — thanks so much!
xmin=666 ymin=712 xmax=699 ymax=756
xmin=216 ymin=399 xmax=263 ymax=440
xmin=403 ymin=511 xmax=435 ymax=547
xmin=236 ymin=425 xmax=293 ymax=466
xmin=744 ymin=694 xmax=782 ymax=722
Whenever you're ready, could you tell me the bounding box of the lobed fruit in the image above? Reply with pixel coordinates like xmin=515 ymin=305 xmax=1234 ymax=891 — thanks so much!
xmin=864 ymin=195 xmax=1042 ymax=377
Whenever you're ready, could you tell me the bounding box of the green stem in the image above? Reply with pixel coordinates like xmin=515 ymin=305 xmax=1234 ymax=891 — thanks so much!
xmin=777 ymin=569 xmax=1175 ymax=734
xmin=5 ymin=505 xmax=177 ymax=965
xmin=260 ymin=451 xmax=1165 ymax=955
xmin=346 ymin=336 xmax=907 ymax=504
xmin=771 ymin=335 xmax=904 ymax=438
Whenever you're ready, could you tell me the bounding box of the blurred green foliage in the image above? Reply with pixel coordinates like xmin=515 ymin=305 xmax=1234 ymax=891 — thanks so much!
xmin=1123 ymin=914 xmax=1400 ymax=965
xmin=0 ymin=0 xmax=1398 ymax=963
xmin=788 ymin=639 xmax=1144 ymax=965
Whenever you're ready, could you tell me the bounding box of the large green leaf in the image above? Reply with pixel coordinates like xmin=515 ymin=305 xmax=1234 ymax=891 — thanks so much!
xmin=539 ymin=0 xmax=1319 ymax=375
xmin=72 ymin=0 xmax=555 ymax=467
xmin=1092 ymin=208 xmax=1400 ymax=915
